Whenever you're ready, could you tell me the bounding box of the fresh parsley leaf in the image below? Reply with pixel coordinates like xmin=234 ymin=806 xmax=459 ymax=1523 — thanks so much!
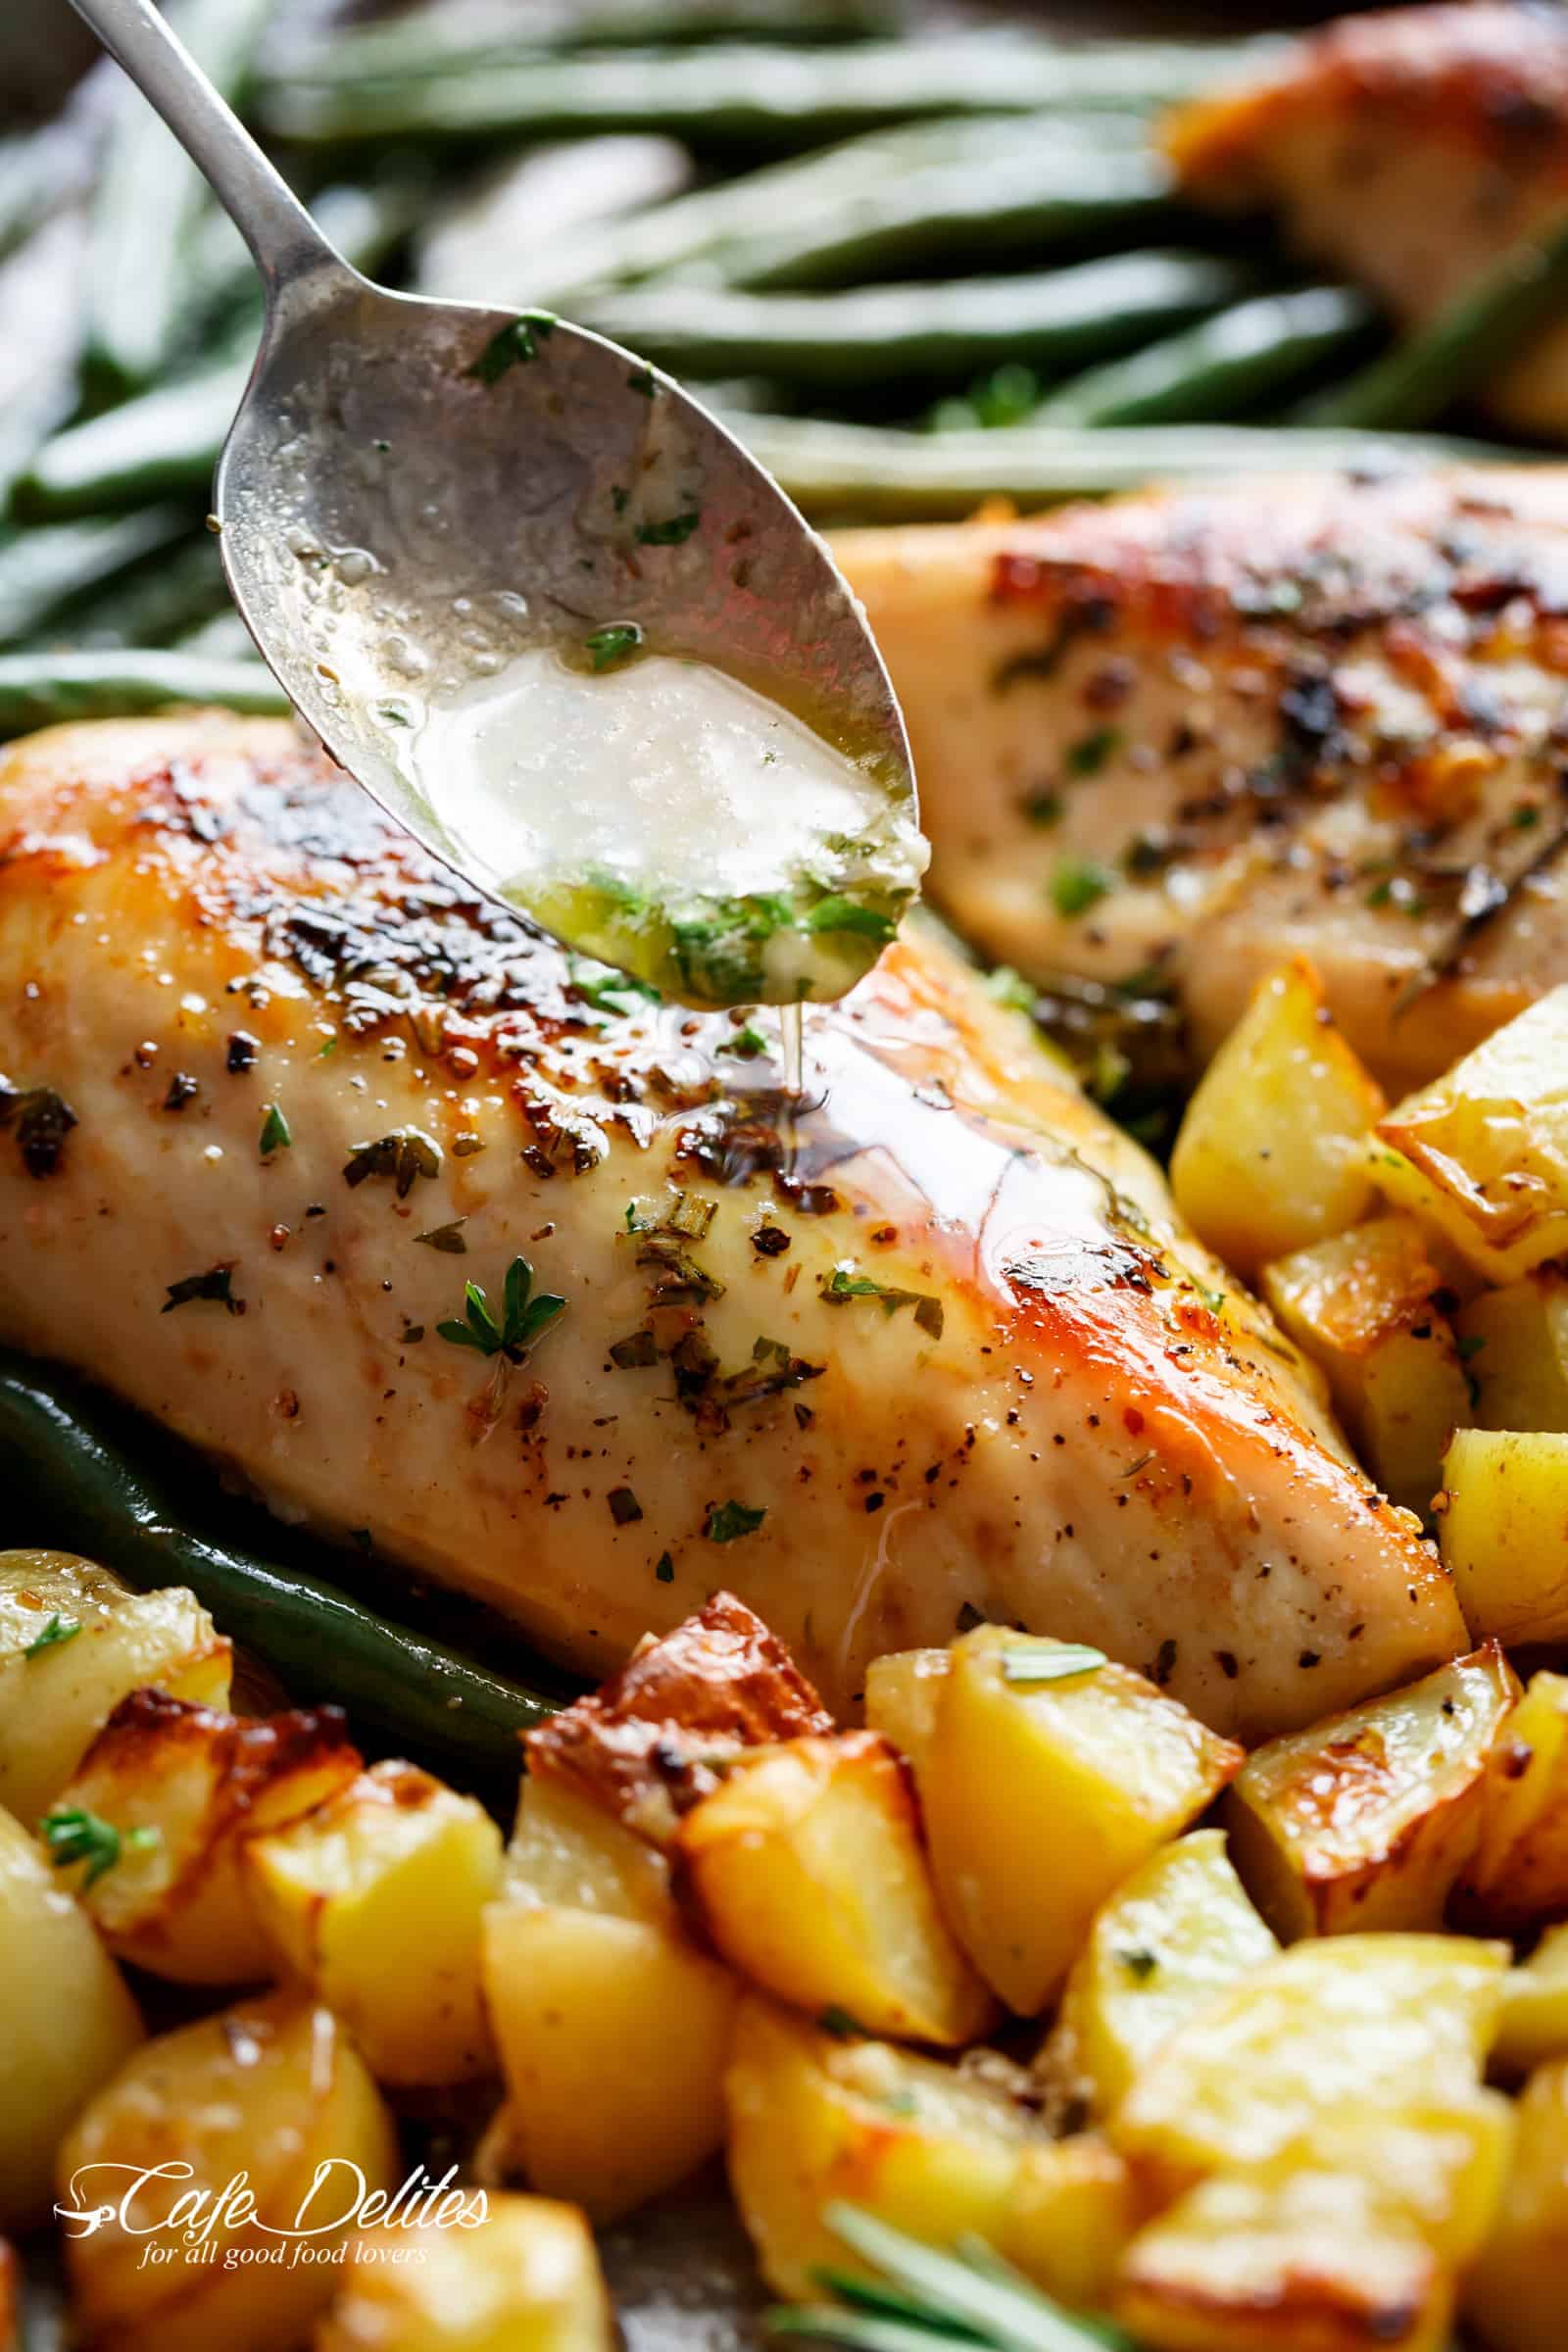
xmin=584 ymin=621 xmax=644 ymax=673
xmin=635 ymin=509 xmax=701 ymax=547
xmin=259 ymin=1102 xmax=291 ymax=1157
xmin=1000 ymin=1642 xmax=1107 ymax=1687
xmin=22 ymin=1612 xmax=80 ymax=1659
xmin=466 ymin=312 xmax=556 ymax=383
xmin=437 ymin=1256 xmax=566 ymax=1364
xmin=39 ymin=1806 xmax=159 ymax=1888
xmin=706 ymin=1498 xmax=765 ymax=1543
xmin=719 ymin=1024 xmax=768 ymax=1058
xmin=822 ymin=1266 xmax=944 ymax=1340
xmin=626 ymin=366 xmax=659 ymax=398
xmin=1050 ymin=858 xmax=1115 ymax=919
xmin=806 ymin=897 xmax=897 ymax=944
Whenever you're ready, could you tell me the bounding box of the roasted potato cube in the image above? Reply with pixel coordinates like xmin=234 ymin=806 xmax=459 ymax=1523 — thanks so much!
xmin=1113 ymin=1934 xmax=1508 ymax=2199
xmin=1462 ymin=1670 xmax=1568 ymax=1929
xmin=1494 ymin=1924 xmax=1568 ymax=2082
xmin=525 ymin=1591 xmax=832 ymax=1844
xmin=1259 ymin=1217 xmax=1471 ymax=1517
xmin=724 ymin=1996 xmax=1132 ymax=2310
xmin=1374 ymin=988 xmax=1568 ymax=1281
xmin=863 ymin=1646 xmax=950 ymax=1777
xmin=244 ymin=1759 xmax=502 ymax=2084
xmin=46 ymin=1690 xmax=360 ymax=1984
xmin=1116 ymin=2100 xmax=1514 ymax=2352
xmin=1453 ymin=1274 xmax=1568 ymax=1431
xmin=0 ymin=1549 xmax=229 ymax=1825
xmin=1463 ymin=2056 xmax=1568 ymax=2352
xmin=59 ymin=1989 xmax=398 ymax=2352
xmin=1225 ymin=1644 xmax=1519 ymax=1938
xmin=1439 ymin=1430 xmax=1568 ymax=1648
xmin=675 ymin=1731 xmax=994 ymax=2046
xmin=317 ymin=2195 xmax=614 ymax=2352
xmin=916 ymin=1626 xmax=1244 ymax=2014
xmin=1170 ymin=957 xmax=1385 ymax=1278
xmin=0 ymin=1803 xmax=142 ymax=2231
xmin=1038 ymin=1830 xmax=1276 ymax=2124
xmin=482 ymin=1773 xmax=737 ymax=2221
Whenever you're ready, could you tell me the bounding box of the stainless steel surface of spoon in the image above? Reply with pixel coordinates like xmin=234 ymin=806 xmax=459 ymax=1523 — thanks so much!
xmin=64 ymin=0 xmax=917 ymax=1001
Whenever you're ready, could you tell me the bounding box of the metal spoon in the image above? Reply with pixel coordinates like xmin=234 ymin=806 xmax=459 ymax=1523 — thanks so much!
xmin=64 ymin=0 xmax=915 ymax=1000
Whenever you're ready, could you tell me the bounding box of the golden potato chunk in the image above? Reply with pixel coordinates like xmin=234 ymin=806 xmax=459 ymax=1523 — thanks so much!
xmin=244 ymin=1759 xmax=502 ymax=2084
xmin=1463 ymin=2056 xmax=1568 ymax=2352
xmin=0 ymin=1549 xmax=229 ymax=1825
xmin=1494 ymin=1924 xmax=1568 ymax=2082
xmin=863 ymin=1646 xmax=950 ymax=1777
xmin=1113 ymin=1934 xmax=1508 ymax=2199
xmin=1038 ymin=1830 xmax=1277 ymax=2125
xmin=1438 ymin=1430 xmax=1568 ymax=1648
xmin=915 ymin=1626 xmax=1244 ymax=2014
xmin=1116 ymin=2100 xmax=1513 ymax=2352
xmin=0 ymin=1803 xmax=142 ymax=2232
xmin=724 ymin=1996 xmax=1132 ymax=2311
xmin=676 ymin=1731 xmax=994 ymax=2046
xmin=317 ymin=2195 xmax=614 ymax=2352
xmin=1259 ymin=1216 xmax=1471 ymax=1517
xmin=1462 ymin=1670 xmax=1568 ymax=1930
xmin=482 ymin=1773 xmax=738 ymax=2222
xmin=1171 ymin=956 xmax=1385 ymax=1279
xmin=1225 ymin=1643 xmax=1519 ymax=1938
xmin=59 ymin=1989 xmax=398 ymax=2352
xmin=1453 ymin=1273 xmax=1568 ymax=1432
xmin=45 ymin=1690 xmax=361 ymax=1984
xmin=1374 ymin=988 xmax=1568 ymax=1281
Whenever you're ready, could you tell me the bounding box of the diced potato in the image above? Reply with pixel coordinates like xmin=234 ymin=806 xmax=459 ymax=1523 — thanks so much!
xmin=916 ymin=1626 xmax=1244 ymax=2014
xmin=1225 ymin=1644 xmax=1519 ymax=1938
xmin=724 ymin=1996 xmax=1133 ymax=2311
xmin=244 ymin=1759 xmax=502 ymax=2084
xmin=1038 ymin=1830 xmax=1277 ymax=2124
xmin=1494 ymin=1923 xmax=1568 ymax=2081
xmin=1115 ymin=2099 xmax=1515 ymax=2352
xmin=1170 ymin=956 xmax=1385 ymax=1278
xmin=863 ymin=1646 xmax=950 ymax=1778
xmin=0 ymin=1549 xmax=230 ymax=1825
xmin=1259 ymin=1216 xmax=1471 ymax=1517
xmin=316 ymin=2195 xmax=614 ymax=2352
xmin=676 ymin=1731 xmax=994 ymax=2046
xmin=1438 ymin=1430 xmax=1568 ymax=1648
xmin=47 ymin=1690 xmax=361 ymax=1984
xmin=1374 ymin=987 xmax=1568 ymax=1281
xmin=59 ymin=1989 xmax=398 ymax=2352
xmin=1463 ymin=1670 xmax=1568 ymax=1929
xmin=481 ymin=1773 xmax=737 ymax=2222
xmin=1454 ymin=1273 xmax=1568 ymax=1432
xmin=0 ymin=1803 xmax=142 ymax=2231
xmin=1463 ymin=2056 xmax=1568 ymax=2352
xmin=1112 ymin=1934 xmax=1508 ymax=2199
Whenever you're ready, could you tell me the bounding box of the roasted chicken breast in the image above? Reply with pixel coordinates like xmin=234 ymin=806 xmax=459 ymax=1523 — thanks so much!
xmin=0 ymin=715 xmax=1462 ymax=1738
xmin=835 ymin=466 xmax=1568 ymax=1094
xmin=1166 ymin=0 xmax=1568 ymax=438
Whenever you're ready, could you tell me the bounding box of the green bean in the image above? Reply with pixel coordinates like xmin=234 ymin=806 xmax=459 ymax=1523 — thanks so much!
xmin=261 ymin=36 xmax=1273 ymax=153
xmin=172 ymin=607 xmax=256 ymax=660
xmin=0 ymin=211 xmax=90 ymax=514
xmin=713 ymin=144 xmax=1176 ymax=291
xmin=168 ymin=173 xmax=429 ymax=366
xmin=415 ymin=134 xmax=695 ymax=304
xmin=0 ymin=114 xmax=95 ymax=262
xmin=0 ymin=1354 xmax=559 ymax=1777
xmin=726 ymin=411 xmax=1529 ymax=521
xmin=16 ymin=328 xmax=255 ymax=521
xmin=0 ymin=509 xmax=196 ymax=647
xmin=86 ymin=0 xmax=274 ymax=392
xmin=1031 ymin=284 xmax=1377 ymax=426
xmin=24 ymin=529 xmax=230 ymax=654
xmin=0 ymin=648 xmax=285 ymax=734
xmin=585 ymin=250 xmax=1254 ymax=390
xmin=1307 ymin=212 xmax=1568 ymax=431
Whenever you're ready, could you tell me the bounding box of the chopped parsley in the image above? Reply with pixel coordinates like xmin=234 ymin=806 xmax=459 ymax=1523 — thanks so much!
xmin=1022 ymin=787 xmax=1063 ymax=828
xmin=999 ymin=1642 xmax=1107 ymax=1687
xmin=1050 ymin=858 xmax=1115 ymax=919
xmin=626 ymin=366 xmax=659 ymax=397
xmin=608 ymin=1487 xmax=643 ymax=1525
xmin=655 ymin=1550 xmax=675 ymax=1583
xmin=22 ymin=1613 xmax=80 ymax=1659
xmin=259 ymin=1102 xmax=291 ymax=1157
xmin=414 ymin=1219 xmax=468 ymax=1253
xmin=584 ymin=621 xmax=645 ymax=674
xmin=40 ymin=1806 xmax=159 ymax=1887
xmin=1118 ymin=1946 xmax=1159 ymax=1983
xmin=1456 ymin=1334 xmax=1487 ymax=1361
xmin=569 ymin=958 xmax=662 ymax=1014
xmin=1066 ymin=725 xmax=1123 ymax=776
xmin=805 ymin=897 xmax=897 ymax=944
xmin=817 ymin=2005 xmax=866 ymax=2039
xmin=822 ymin=1265 xmax=944 ymax=1341
xmin=719 ymin=1024 xmax=768 ymax=1059
xmin=466 ymin=311 xmax=556 ymax=383
xmin=635 ymin=510 xmax=701 ymax=547
xmin=344 ymin=1127 xmax=443 ymax=1198
xmin=162 ymin=1265 xmax=240 ymax=1315
xmin=436 ymin=1255 xmax=566 ymax=1364
xmin=706 ymin=1498 xmax=766 ymax=1543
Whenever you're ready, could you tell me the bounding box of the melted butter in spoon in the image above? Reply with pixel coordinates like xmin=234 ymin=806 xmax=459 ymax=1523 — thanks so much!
xmin=394 ymin=640 xmax=927 ymax=1010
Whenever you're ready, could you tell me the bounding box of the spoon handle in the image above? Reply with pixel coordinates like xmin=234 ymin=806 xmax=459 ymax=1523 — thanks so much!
xmin=65 ymin=0 xmax=353 ymax=308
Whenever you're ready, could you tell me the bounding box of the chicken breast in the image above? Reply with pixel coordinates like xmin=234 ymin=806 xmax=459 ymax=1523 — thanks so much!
xmin=0 ymin=715 xmax=1462 ymax=1739
xmin=1166 ymin=1 xmax=1568 ymax=437
xmin=835 ymin=466 xmax=1568 ymax=1095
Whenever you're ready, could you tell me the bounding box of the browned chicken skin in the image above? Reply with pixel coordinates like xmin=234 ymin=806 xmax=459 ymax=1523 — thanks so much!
xmin=1166 ymin=0 xmax=1568 ymax=437
xmin=835 ymin=466 xmax=1568 ymax=1093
